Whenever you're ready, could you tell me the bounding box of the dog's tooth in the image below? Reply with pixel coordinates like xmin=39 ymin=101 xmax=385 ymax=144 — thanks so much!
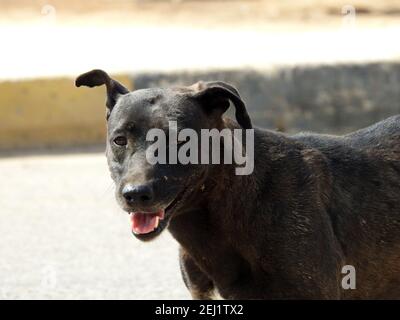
xmin=154 ymin=216 xmax=160 ymax=229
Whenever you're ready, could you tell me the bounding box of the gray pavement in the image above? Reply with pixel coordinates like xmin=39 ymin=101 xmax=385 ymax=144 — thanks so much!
xmin=0 ymin=152 xmax=190 ymax=299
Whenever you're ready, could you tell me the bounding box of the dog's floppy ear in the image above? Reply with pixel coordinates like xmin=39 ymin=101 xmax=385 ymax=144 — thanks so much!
xmin=75 ymin=69 xmax=129 ymax=119
xmin=191 ymin=81 xmax=252 ymax=129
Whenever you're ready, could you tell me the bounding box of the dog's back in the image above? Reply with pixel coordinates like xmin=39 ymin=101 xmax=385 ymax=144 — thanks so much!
xmin=294 ymin=114 xmax=400 ymax=149
xmin=293 ymin=115 xmax=400 ymax=298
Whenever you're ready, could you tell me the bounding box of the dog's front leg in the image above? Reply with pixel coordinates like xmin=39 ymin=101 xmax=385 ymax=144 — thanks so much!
xmin=179 ymin=247 xmax=215 ymax=300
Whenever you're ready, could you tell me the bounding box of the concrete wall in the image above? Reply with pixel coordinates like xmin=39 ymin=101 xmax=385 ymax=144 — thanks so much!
xmin=1 ymin=63 xmax=399 ymax=151
xmin=0 ymin=75 xmax=130 ymax=151
xmin=134 ymin=63 xmax=400 ymax=134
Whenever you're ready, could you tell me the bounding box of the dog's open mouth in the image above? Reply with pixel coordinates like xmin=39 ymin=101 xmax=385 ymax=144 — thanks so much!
xmin=128 ymin=185 xmax=189 ymax=239
xmin=130 ymin=210 xmax=165 ymax=235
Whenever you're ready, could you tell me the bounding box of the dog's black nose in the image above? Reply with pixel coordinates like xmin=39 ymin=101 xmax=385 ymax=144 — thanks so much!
xmin=122 ymin=184 xmax=154 ymax=205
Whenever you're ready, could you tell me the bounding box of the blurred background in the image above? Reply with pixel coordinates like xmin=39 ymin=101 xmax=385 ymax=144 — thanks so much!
xmin=1 ymin=0 xmax=400 ymax=299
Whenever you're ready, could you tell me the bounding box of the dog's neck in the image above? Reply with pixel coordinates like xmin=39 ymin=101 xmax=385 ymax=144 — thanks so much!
xmin=167 ymin=162 xmax=257 ymax=274
xmin=167 ymin=133 xmax=265 ymax=256
xmin=167 ymin=125 xmax=307 ymax=252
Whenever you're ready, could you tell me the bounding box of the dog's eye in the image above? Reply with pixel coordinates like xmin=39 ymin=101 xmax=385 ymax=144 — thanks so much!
xmin=113 ymin=136 xmax=128 ymax=146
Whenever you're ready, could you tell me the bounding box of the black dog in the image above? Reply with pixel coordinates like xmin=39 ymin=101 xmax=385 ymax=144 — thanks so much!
xmin=76 ymin=69 xmax=400 ymax=299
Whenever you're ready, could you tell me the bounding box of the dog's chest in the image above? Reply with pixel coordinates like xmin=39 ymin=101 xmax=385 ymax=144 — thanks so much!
xmin=170 ymin=212 xmax=246 ymax=282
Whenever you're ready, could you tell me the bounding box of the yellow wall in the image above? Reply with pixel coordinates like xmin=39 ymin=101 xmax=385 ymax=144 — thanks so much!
xmin=0 ymin=75 xmax=131 ymax=150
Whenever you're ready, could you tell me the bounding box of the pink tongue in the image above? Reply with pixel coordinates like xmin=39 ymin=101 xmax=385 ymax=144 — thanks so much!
xmin=130 ymin=211 xmax=164 ymax=235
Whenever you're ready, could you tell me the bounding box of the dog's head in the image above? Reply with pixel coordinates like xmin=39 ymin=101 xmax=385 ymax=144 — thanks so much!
xmin=76 ymin=69 xmax=251 ymax=241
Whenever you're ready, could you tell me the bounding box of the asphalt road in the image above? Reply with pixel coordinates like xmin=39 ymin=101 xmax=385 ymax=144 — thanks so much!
xmin=0 ymin=152 xmax=190 ymax=299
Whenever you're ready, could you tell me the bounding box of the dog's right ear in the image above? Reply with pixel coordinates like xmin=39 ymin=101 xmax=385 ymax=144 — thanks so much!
xmin=75 ymin=69 xmax=129 ymax=119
